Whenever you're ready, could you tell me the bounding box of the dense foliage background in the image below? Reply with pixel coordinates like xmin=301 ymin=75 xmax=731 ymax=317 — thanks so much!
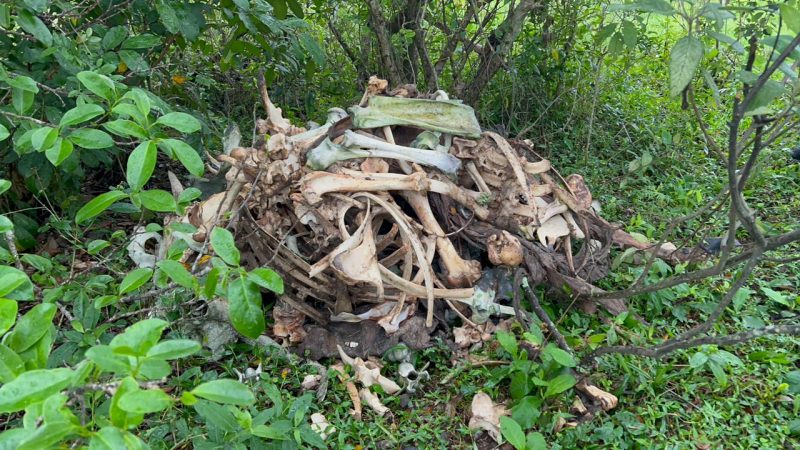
xmin=1 ymin=0 xmax=799 ymax=448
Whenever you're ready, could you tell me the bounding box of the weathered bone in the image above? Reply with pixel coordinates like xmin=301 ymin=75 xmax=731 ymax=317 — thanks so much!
xmin=402 ymin=191 xmax=481 ymax=288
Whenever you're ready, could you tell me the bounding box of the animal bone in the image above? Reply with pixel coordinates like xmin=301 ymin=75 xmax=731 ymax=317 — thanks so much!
xmin=402 ymin=191 xmax=481 ymax=287
xmin=300 ymin=170 xmax=488 ymax=219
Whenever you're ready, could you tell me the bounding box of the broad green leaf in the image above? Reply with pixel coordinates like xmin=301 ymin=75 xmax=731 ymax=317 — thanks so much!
xmin=19 ymin=325 xmax=52 ymax=370
xmin=204 ymin=266 xmax=223 ymax=299
xmin=544 ymin=374 xmax=576 ymax=397
xmin=191 ymin=379 xmax=255 ymax=405
xmin=87 ymin=239 xmax=110 ymax=254
xmin=85 ymin=345 xmax=131 ymax=373
xmin=77 ymin=71 xmax=116 ymax=101
xmin=137 ymin=357 xmax=172 ymax=380
xmin=0 ymin=368 xmax=73 ymax=413
xmin=121 ymin=34 xmax=162 ymax=49
xmin=6 ymin=75 xmax=39 ymax=93
xmin=0 ymin=344 xmax=24 ymax=382
xmin=93 ymin=295 xmax=119 ymax=309
xmin=621 ymin=20 xmax=637 ymax=48
xmin=156 ymin=260 xmax=195 ymax=289
xmin=146 ymin=339 xmax=201 ymax=360
xmin=271 ymin=0 xmax=288 ymax=19
xmin=287 ymin=0 xmax=304 ymax=18
xmin=227 ymin=277 xmax=264 ymax=338
xmin=20 ymin=254 xmax=51 ymax=273
xmin=789 ymin=419 xmax=800 ymax=436
xmin=23 ymin=0 xmax=49 ymax=11
xmin=31 ymin=126 xmax=58 ymax=151
xmin=786 ymin=370 xmax=800 ymax=394
xmin=689 ymin=351 xmax=708 ymax=368
xmin=118 ymin=50 xmax=149 ymax=72
xmin=542 ymin=344 xmax=576 ymax=368
xmin=0 ymin=266 xmax=32 ymax=298
xmin=180 ymin=391 xmax=197 ymax=405
xmin=16 ymin=10 xmax=53 ymax=47
xmin=118 ymin=267 xmax=154 ymax=295
xmin=104 ymin=119 xmax=147 ymax=139
xmin=4 ymin=303 xmax=55 ymax=352
xmin=526 ymin=432 xmax=548 ymax=450
xmin=509 ymin=372 xmax=529 ymax=400
xmin=45 ymin=139 xmax=74 ymax=166
xmin=669 ymin=36 xmax=704 ymax=97
xmin=0 ymin=124 xmax=9 ymax=141
xmin=511 ymin=396 xmax=541 ymax=429
xmin=0 ymin=214 xmax=12 ymax=232
xmin=194 ymin=400 xmax=239 ymax=432
xmin=0 ymin=299 xmax=17 ymax=335
xmin=156 ymin=1 xmax=181 ymax=34
xmin=155 ymin=112 xmax=201 ymax=133
xmin=761 ymin=286 xmax=792 ymax=307
xmin=0 ymin=179 xmax=11 ymax=195
xmin=499 ymin=417 xmax=526 ymax=450
xmin=125 ymin=88 xmax=152 ymax=118
xmin=68 ymin=128 xmax=114 ymax=149
xmin=178 ymin=187 xmax=202 ymax=204
xmin=109 ymin=318 xmax=167 ymax=355
xmin=60 ymin=104 xmax=105 ymax=127
xmin=102 ymin=26 xmax=128 ymax=49
xmin=708 ymin=360 xmax=728 ymax=387
xmin=251 ymin=419 xmax=293 ymax=439
xmin=140 ymin=189 xmax=177 ymax=212
xmin=496 ymin=331 xmax=518 ymax=357
xmin=110 ymin=377 xmax=144 ymax=428
xmin=118 ymin=389 xmax=172 ymax=414
xmin=610 ymin=0 xmax=675 ymax=15
xmin=706 ymin=31 xmax=744 ymax=54
xmin=746 ymin=80 xmax=784 ymax=115
xmin=112 ymin=103 xmax=146 ymax=125
xmin=126 ymin=140 xmax=157 ymax=191
xmin=12 ymin=88 xmax=34 ymax=114
xmin=89 ymin=426 xmax=128 ymax=450
xmin=159 ymin=139 xmax=204 ymax=177
xmin=75 ymin=190 xmax=128 ymax=224
xmin=0 ymin=4 xmax=8 ymax=28
xmin=16 ymin=420 xmax=77 ymax=450
xmin=0 ymin=266 xmax=33 ymax=301
xmin=247 ymin=268 xmax=284 ymax=294
xmin=210 ymin=227 xmax=240 ymax=266
xmin=781 ymin=5 xmax=800 ymax=34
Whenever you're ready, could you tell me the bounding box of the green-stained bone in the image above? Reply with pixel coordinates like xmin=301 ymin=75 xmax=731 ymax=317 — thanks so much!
xmin=350 ymin=96 xmax=482 ymax=138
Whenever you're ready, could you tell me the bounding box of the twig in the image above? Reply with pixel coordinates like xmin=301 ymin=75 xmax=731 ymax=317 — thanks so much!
xmin=0 ymin=110 xmax=51 ymax=126
xmin=4 ymin=231 xmax=23 ymax=270
xmin=522 ymin=255 xmax=571 ymax=352
xmin=585 ymin=322 xmax=800 ymax=363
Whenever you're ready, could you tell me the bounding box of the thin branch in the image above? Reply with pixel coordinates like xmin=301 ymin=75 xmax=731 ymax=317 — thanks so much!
xmin=0 ymin=110 xmax=51 ymax=126
xmin=4 ymin=231 xmax=23 ymax=270
xmin=523 ymin=255 xmax=571 ymax=352
xmin=585 ymin=322 xmax=800 ymax=362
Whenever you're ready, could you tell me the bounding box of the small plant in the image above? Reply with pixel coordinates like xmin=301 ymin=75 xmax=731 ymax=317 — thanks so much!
xmin=491 ymin=329 xmax=577 ymax=448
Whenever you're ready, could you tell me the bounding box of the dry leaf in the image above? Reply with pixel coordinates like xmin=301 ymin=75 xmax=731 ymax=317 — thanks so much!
xmin=468 ymin=392 xmax=509 ymax=443
xmin=273 ymin=300 xmax=307 ymax=343
xmin=301 ymin=374 xmax=321 ymax=390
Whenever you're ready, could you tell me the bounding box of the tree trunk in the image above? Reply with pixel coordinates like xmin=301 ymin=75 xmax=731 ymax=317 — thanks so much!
xmin=412 ymin=2 xmax=439 ymax=90
xmin=365 ymin=0 xmax=403 ymax=85
xmin=458 ymin=0 xmax=540 ymax=105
